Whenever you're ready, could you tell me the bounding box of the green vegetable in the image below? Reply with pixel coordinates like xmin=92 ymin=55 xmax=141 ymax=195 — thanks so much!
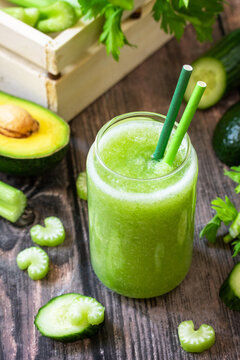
xmin=37 ymin=1 xmax=77 ymax=33
xmin=17 ymin=247 xmax=49 ymax=280
xmin=200 ymin=196 xmax=238 ymax=244
xmin=30 ymin=217 xmax=66 ymax=247
xmin=2 ymin=7 xmax=39 ymax=27
xmin=184 ymin=30 xmax=240 ymax=109
xmin=224 ymin=166 xmax=240 ymax=194
xmin=219 ymin=262 xmax=240 ymax=311
xmin=200 ymin=168 xmax=240 ymax=257
xmin=76 ymin=171 xmax=87 ymax=200
xmin=200 ymin=215 xmax=221 ymax=244
xmin=153 ymin=0 xmax=224 ymax=43
xmin=0 ymin=91 xmax=70 ymax=176
xmin=0 ymin=181 xmax=27 ymax=223
xmin=34 ymin=293 xmax=105 ymax=342
xmin=109 ymin=0 xmax=133 ymax=10
xmin=178 ymin=320 xmax=215 ymax=353
xmin=6 ymin=0 xmax=81 ymax=12
xmin=213 ymin=102 xmax=240 ymax=166
xmin=78 ymin=0 xmax=225 ymax=60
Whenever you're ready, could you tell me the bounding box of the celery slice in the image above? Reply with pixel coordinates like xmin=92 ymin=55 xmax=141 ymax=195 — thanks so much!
xmin=178 ymin=320 xmax=215 ymax=353
xmin=30 ymin=217 xmax=65 ymax=246
xmin=17 ymin=247 xmax=49 ymax=280
xmin=76 ymin=172 xmax=87 ymax=200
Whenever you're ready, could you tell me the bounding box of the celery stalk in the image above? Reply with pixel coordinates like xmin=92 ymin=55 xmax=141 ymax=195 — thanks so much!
xmin=0 ymin=181 xmax=27 ymax=222
xmin=6 ymin=0 xmax=55 ymax=7
xmin=229 ymin=213 xmax=240 ymax=239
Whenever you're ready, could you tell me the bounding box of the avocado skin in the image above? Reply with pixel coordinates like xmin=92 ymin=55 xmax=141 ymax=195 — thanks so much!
xmin=0 ymin=144 xmax=69 ymax=176
xmin=212 ymin=101 xmax=240 ymax=166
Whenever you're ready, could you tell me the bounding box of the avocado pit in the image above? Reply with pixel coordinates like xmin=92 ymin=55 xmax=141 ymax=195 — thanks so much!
xmin=0 ymin=104 xmax=39 ymax=138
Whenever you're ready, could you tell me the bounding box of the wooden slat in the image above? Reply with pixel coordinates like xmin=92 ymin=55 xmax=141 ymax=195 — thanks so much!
xmin=0 ymin=46 xmax=48 ymax=107
xmin=0 ymin=1 xmax=50 ymax=69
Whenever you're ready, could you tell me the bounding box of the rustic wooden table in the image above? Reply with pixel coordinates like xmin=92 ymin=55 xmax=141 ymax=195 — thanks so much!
xmin=0 ymin=1 xmax=240 ymax=359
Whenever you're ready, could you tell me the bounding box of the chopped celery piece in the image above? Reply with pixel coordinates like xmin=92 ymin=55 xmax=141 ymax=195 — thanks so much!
xmin=35 ymin=293 xmax=105 ymax=342
xmin=178 ymin=321 xmax=215 ymax=353
xmin=0 ymin=181 xmax=27 ymax=223
xmin=2 ymin=7 xmax=39 ymax=27
xmin=17 ymin=247 xmax=49 ymax=280
xmin=30 ymin=216 xmax=65 ymax=247
xmin=76 ymin=171 xmax=87 ymax=200
xmin=229 ymin=213 xmax=240 ymax=239
xmin=37 ymin=1 xmax=77 ymax=33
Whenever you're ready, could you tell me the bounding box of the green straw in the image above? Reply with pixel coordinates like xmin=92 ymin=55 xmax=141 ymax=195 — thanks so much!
xmin=164 ymin=81 xmax=207 ymax=166
xmin=152 ymin=65 xmax=193 ymax=161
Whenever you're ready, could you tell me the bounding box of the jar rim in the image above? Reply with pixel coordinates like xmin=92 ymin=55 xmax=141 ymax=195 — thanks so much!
xmin=95 ymin=111 xmax=192 ymax=182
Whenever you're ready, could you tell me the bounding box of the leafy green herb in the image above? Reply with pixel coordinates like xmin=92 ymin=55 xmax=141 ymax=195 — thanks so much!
xmin=200 ymin=215 xmax=221 ymax=243
xmin=78 ymin=0 xmax=133 ymax=60
xmin=211 ymin=196 xmax=238 ymax=225
xmin=99 ymin=6 xmax=130 ymax=61
xmin=152 ymin=0 xmax=224 ymax=42
xmin=78 ymin=0 xmax=225 ymax=60
xmin=232 ymin=238 xmax=240 ymax=257
xmin=224 ymin=166 xmax=240 ymax=194
xmin=201 ymin=169 xmax=240 ymax=257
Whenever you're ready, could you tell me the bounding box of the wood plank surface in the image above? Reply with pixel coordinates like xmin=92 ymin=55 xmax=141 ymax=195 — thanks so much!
xmin=0 ymin=1 xmax=240 ymax=359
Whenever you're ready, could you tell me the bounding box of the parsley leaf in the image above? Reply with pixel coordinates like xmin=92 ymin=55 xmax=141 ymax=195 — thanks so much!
xmin=211 ymin=196 xmax=238 ymax=226
xmin=232 ymin=238 xmax=240 ymax=257
xmin=200 ymin=215 xmax=221 ymax=243
xmin=224 ymin=166 xmax=240 ymax=194
xmin=152 ymin=0 xmax=185 ymax=40
xmin=100 ymin=5 xmax=129 ymax=60
xmin=78 ymin=0 xmax=108 ymax=18
xmin=152 ymin=0 xmax=224 ymax=42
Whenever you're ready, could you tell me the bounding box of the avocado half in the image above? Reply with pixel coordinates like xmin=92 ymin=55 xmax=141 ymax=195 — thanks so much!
xmin=0 ymin=91 xmax=70 ymax=176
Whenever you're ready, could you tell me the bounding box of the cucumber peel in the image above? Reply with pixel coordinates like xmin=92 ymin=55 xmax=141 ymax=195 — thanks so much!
xmin=219 ymin=262 xmax=240 ymax=311
xmin=17 ymin=247 xmax=49 ymax=280
xmin=30 ymin=216 xmax=65 ymax=247
xmin=34 ymin=293 xmax=105 ymax=342
xmin=178 ymin=320 xmax=215 ymax=353
xmin=76 ymin=171 xmax=87 ymax=201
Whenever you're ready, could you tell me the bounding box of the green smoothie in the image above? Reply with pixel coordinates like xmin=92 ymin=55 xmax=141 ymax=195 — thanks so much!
xmin=87 ymin=112 xmax=198 ymax=298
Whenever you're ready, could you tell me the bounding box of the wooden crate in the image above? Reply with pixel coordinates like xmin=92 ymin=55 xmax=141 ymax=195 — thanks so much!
xmin=0 ymin=0 xmax=172 ymax=121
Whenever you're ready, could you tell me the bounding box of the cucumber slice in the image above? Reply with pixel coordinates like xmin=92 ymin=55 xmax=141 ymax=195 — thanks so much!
xmin=17 ymin=247 xmax=49 ymax=280
xmin=76 ymin=171 xmax=87 ymax=200
xmin=34 ymin=293 xmax=105 ymax=342
xmin=30 ymin=216 xmax=65 ymax=247
xmin=178 ymin=320 xmax=215 ymax=353
xmin=219 ymin=262 xmax=240 ymax=310
xmin=184 ymin=57 xmax=226 ymax=109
